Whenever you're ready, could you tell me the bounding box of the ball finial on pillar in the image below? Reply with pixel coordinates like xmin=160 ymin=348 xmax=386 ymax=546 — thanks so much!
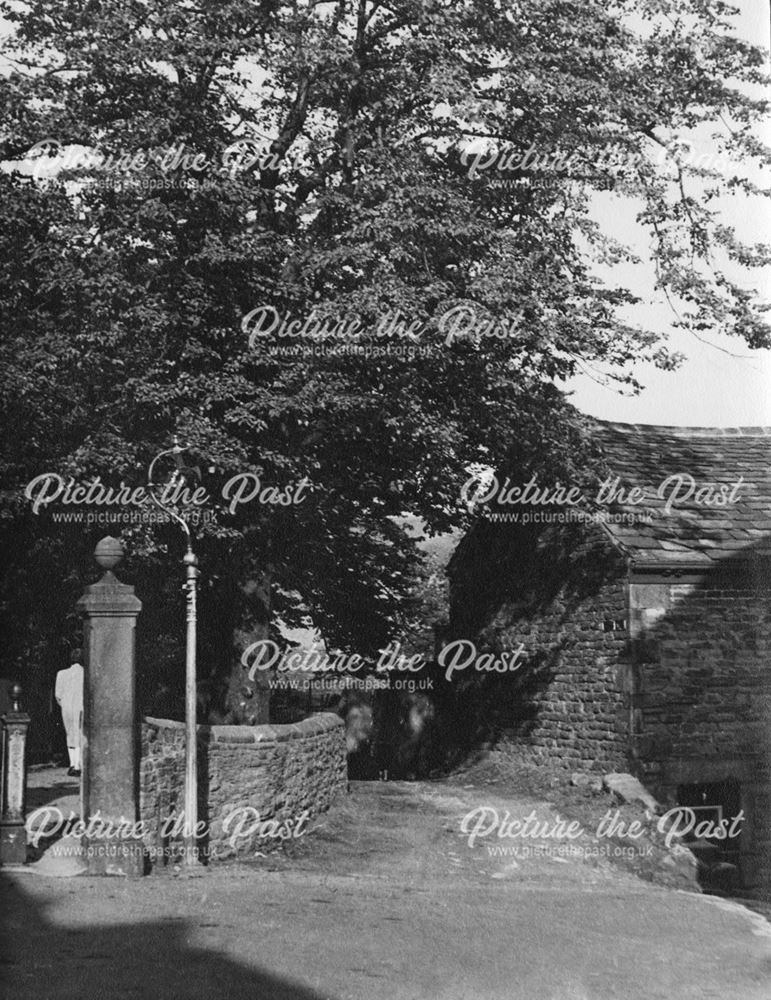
xmin=94 ymin=536 xmax=124 ymax=572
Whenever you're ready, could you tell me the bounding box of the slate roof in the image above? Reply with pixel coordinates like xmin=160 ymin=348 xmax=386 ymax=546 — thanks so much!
xmin=591 ymin=421 xmax=771 ymax=569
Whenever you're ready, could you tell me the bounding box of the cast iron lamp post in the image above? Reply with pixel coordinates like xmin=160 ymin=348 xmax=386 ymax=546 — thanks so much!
xmin=148 ymin=437 xmax=200 ymax=865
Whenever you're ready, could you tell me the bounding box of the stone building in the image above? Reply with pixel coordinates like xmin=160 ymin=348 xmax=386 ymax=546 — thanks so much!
xmin=449 ymin=421 xmax=771 ymax=897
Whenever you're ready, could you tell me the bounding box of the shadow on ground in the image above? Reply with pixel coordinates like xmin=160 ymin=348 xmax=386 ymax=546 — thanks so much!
xmin=0 ymin=875 xmax=333 ymax=1000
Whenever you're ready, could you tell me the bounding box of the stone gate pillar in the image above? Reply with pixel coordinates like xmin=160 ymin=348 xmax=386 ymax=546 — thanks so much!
xmin=77 ymin=536 xmax=143 ymax=875
xmin=0 ymin=684 xmax=30 ymax=866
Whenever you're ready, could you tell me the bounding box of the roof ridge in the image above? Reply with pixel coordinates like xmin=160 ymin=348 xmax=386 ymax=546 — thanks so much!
xmin=592 ymin=419 xmax=771 ymax=438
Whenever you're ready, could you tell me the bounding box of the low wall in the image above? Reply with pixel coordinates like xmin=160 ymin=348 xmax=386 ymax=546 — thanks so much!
xmin=140 ymin=713 xmax=347 ymax=864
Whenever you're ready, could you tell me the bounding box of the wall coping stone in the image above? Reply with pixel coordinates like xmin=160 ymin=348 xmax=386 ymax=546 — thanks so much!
xmin=143 ymin=713 xmax=343 ymax=745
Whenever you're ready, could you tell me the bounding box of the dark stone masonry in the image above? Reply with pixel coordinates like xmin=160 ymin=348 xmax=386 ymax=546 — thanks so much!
xmin=449 ymin=421 xmax=771 ymax=898
xmin=140 ymin=712 xmax=347 ymax=863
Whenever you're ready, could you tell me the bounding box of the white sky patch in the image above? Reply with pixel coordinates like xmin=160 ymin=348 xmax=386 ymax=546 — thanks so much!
xmin=566 ymin=0 xmax=771 ymax=426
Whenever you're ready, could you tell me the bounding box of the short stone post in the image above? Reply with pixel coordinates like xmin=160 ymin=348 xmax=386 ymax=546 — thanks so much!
xmin=77 ymin=537 xmax=144 ymax=875
xmin=0 ymin=683 xmax=31 ymax=866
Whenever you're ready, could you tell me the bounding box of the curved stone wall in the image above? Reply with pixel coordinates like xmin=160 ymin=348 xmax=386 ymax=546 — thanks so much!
xmin=139 ymin=712 xmax=347 ymax=864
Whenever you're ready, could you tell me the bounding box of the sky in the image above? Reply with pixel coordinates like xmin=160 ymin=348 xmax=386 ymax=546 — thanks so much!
xmin=566 ymin=0 xmax=771 ymax=427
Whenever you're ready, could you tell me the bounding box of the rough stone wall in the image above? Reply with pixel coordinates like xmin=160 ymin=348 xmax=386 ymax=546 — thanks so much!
xmin=450 ymin=522 xmax=631 ymax=773
xmin=140 ymin=712 xmax=347 ymax=863
xmin=630 ymin=569 xmax=771 ymax=897
xmin=489 ymin=566 xmax=630 ymax=771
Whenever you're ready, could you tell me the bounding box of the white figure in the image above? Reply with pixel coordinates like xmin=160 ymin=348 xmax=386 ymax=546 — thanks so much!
xmin=55 ymin=651 xmax=84 ymax=775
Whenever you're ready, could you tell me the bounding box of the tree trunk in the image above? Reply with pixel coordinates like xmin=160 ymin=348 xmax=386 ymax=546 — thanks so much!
xmin=225 ymin=568 xmax=273 ymax=724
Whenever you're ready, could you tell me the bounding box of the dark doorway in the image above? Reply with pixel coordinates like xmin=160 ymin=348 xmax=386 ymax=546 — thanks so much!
xmin=676 ymin=778 xmax=743 ymax=895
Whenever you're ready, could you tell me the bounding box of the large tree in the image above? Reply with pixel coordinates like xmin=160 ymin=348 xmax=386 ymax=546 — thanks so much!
xmin=0 ymin=0 xmax=768 ymax=722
